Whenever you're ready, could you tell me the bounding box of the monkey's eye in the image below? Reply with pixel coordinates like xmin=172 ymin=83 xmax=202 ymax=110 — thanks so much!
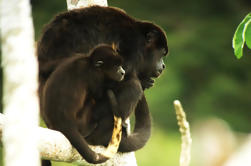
xmin=95 ymin=60 xmax=104 ymax=67
xmin=115 ymin=45 xmax=122 ymax=55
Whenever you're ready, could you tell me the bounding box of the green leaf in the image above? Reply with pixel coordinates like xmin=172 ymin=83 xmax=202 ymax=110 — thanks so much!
xmin=244 ymin=20 xmax=251 ymax=49
xmin=232 ymin=13 xmax=251 ymax=59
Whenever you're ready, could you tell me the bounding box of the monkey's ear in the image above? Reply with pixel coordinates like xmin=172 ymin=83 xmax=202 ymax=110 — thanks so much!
xmin=95 ymin=60 xmax=104 ymax=67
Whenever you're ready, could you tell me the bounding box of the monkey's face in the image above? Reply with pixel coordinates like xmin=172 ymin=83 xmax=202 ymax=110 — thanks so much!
xmin=144 ymin=33 xmax=167 ymax=74
xmin=138 ymin=24 xmax=168 ymax=88
xmin=95 ymin=60 xmax=125 ymax=81
xmin=152 ymin=48 xmax=167 ymax=77
xmin=91 ymin=44 xmax=125 ymax=81
xmin=95 ymin=59 xmax=125 ymax=81
xmin=139 ymin=48 xmax=167 ymax=89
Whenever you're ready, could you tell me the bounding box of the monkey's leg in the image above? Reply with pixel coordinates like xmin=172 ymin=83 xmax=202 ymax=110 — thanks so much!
xmin=86 ymin=114 xmax=114 ymax=146
xmin=53 ymin=119 xmax=109 ymax=164
xmin=77 ymin=99 xmax=97 ymax=137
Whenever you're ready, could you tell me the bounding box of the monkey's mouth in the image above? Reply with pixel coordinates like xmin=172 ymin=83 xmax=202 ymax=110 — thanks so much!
xmin=139 ymin=72 xmax=162 ymax=89
xmin=155 ymin=71 xmax=162 ymax=77
xmin=144 ymin=71 xmax=161 ymax=87
xmin=119 ymin=75 xmax=125 ymax=81
xmin=144 ymin=77 xmax=155 ymax=89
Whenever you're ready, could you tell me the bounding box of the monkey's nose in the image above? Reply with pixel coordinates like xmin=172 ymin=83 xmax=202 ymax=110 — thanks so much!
xmin=162 ymin=64 xmax=166 ymax=69
xmin=121 ymin=70 xmax=125 ymax=76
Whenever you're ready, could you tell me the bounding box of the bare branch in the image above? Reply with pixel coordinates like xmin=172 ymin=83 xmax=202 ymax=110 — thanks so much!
xmin=0 ymin=113 xmax=137 ymax=166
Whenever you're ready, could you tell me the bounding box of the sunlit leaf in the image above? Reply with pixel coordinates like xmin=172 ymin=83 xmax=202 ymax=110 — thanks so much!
xmin=232 ymin=13 xmax=251 ymax=59
xmin=244 ymin=20 xmax=251 ymax=49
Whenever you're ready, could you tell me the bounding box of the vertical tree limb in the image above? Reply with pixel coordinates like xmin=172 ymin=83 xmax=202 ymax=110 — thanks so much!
xmin=0 ymin=0 xmax=40 ymax=166
xmin=66 ymin=0 xmax=108 ymax=10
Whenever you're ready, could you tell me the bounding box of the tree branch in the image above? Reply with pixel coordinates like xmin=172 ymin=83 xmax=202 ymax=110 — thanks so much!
xmin=0 ymin=113 xmax=137 ymax=166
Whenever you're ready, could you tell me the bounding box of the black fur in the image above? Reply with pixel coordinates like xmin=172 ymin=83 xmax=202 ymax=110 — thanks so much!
xmin=38 ymin=5 xmax=168 ymax=157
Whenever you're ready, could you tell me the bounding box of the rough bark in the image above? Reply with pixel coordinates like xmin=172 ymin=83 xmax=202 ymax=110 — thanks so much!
xmin=0 ymin=0 xmax=40 ymax=166
xmin=0 ymin=113 xmax=137 ymax=166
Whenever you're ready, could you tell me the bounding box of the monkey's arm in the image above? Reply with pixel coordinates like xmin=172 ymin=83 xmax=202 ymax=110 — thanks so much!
xmin=90 ymin=89 xmax=151 ymax=153
xmin=112 ymin=75 xmax=143 ymax=120
xmin=86 ymin=77 xmax=143 ymax=147
xmin=118 ymin=95 xmax=151 ymax=152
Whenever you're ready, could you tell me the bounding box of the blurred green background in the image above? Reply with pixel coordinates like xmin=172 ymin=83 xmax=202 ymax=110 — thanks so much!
xmin=0 ymin=0 xmax=251 ymax=165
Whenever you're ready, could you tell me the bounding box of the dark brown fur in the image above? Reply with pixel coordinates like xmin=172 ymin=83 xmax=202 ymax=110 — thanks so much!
xmin=42 ymin=45 xmax=124 ymax=164
xmin=38 ymin=5 xmax=168 ymax=159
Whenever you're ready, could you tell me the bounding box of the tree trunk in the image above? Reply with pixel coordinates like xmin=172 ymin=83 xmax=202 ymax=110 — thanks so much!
xmin=0 ymin=0 xmax=40 ymax=166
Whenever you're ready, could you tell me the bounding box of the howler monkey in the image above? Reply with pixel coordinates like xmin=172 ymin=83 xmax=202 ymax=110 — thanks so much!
xmin=38 ymin=5 xmax=168 ymax=155
xmin=42 ymin=44 xmax=125 ymax=164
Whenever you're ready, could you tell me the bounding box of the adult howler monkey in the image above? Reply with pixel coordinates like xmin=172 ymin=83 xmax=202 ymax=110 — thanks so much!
xmin=38 ymin=5 xmax=168 ymax=157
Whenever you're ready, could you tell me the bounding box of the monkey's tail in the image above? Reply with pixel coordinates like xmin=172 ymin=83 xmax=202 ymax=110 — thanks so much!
xmin=118 ymin=95 xmax=151 ymax=152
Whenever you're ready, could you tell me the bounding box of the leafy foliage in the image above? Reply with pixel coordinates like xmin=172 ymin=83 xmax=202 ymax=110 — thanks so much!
xmin=232 ymin=13 xmax=251 ymax=59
